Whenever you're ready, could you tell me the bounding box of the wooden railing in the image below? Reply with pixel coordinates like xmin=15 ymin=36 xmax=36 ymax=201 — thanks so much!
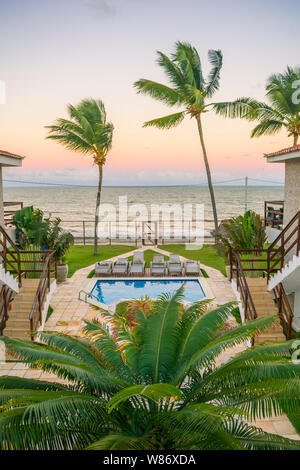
xmin=0 ymin=226 xmax=56 ymax=338
xmin=3 ymin=201 xmax=23 ymax=226
xmin=29 ymin=251 xmax=55 ymax=339
xmin=229 ymin=212 xmax=300 ymax=337
xmin=272 ymin=282 xmax=293 ymax=339
xmin=230 ymin=211 xmax=300 ymax=281
xmin=0 ymin=285 xmax=14 ymax=335
xmin=230 ymin=249 xmax=257 ymax=322
xmin=267 ymin=211 xmax=300 ymax=279
xmin=0 ymin=227 xmax=22 ymax=287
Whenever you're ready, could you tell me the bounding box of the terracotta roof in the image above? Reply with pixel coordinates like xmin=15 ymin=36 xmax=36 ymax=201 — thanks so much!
xmin=264 ymin=144 xmax=300 ymax=158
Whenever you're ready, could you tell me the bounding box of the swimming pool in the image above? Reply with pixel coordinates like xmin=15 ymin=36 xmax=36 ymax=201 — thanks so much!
xmin=89 ymin=279 xmax=205 ymax=305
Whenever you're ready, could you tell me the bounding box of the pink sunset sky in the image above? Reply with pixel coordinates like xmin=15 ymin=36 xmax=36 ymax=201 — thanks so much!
xmin=1 ymin=0 xmax=299 ymax=186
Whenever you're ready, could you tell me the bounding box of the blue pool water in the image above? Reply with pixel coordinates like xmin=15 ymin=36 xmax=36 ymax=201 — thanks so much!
xmin=89 ymin=279 xmax=205 ymax=305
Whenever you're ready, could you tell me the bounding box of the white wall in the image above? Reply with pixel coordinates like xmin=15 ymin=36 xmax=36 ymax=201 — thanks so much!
xmin=292 ymin=289 xmax=300 ymax=332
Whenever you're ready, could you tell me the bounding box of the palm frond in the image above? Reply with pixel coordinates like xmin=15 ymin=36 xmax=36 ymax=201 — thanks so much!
xmin=156 ymin=51 xmax=186 ymax=91
xmin=107 ymin=383 xmax=181 ymax=413
xmin=133 ymin=79 xmax=184 ymax=106
xmin=206 ymin=49 xmax=223 ymax=97
xmin=143 ymin=112 xmax=185 ymax=129
xmin=227 ymin=421 xmax=300 ymax=450
xmin=139 ymin=286 xmax=184 ymax=382
xmin=174 ymin=41 xmax=205 ymax=92
xmin=176 ymin=301 xmax=235 ymax=367
xmin=251 ymin=119 xmax=285 ymax=137
xmin=86 ymin=433 xmax=155 ymax=450
xmin=213 ymin=97 xmax=268 ymax=120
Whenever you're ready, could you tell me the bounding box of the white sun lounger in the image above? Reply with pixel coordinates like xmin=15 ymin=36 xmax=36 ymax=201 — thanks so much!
xmin=112 ymin=258 xmax=129 ymax=276
xmin=95 ymin=261 xmax=112 ymax=277
xmin=185 ymin=260 xmax=201 ymax=276
xmin=129 ymin=251 xmax=145 ymax=276
xmin=167 ymin=254 xmax=183 ymax=276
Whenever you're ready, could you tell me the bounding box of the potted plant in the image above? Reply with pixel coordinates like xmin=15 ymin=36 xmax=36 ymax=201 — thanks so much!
xmin=56 ymin=255 xmax=69 ymax=283
xmin=47 ymin=225 xmax=74 ymax=283
xmin=13 ymin=206 xmax=74 ymax=283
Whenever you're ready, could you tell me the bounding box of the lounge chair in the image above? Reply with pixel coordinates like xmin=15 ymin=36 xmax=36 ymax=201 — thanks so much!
xmin=185 ymin=260 xmax=201 ymax=276
xmin=167 ymin=254 xmax=183 ymax=276
xmin=150 ymin=254 xmax=166 ymax=276
xmin=129 ymin=251 xmax=145 ymax=276
xmin=95 ymin=261 xmax=112 ymax=277
xmin=112 ymin=258 xmax=129 ymax=276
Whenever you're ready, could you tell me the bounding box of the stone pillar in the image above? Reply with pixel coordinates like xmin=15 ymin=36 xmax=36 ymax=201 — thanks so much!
xmin=284 ymin=160 xmax=300 ymax=226
xmin=0 ymin=166 xmax=4 ymax=227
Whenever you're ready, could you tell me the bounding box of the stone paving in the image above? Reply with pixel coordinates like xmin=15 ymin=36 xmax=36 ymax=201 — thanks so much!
xmin=0 ymin=245 xmax=298 ymax=441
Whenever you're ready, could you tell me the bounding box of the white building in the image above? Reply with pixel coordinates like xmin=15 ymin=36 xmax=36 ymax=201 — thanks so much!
xmin=0 ymin=150 xmax=25 ymax=226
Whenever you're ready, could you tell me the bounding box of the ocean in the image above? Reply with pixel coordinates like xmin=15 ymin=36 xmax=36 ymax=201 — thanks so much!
xmin=3 ymin=185 xmax=284 ymax=239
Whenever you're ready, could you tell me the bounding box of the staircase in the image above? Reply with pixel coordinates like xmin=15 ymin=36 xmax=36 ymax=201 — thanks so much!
xmin=0 ymin=227 xmax=57 ymax=340
xmin=246 ymin=278 xmax=286 ymax=343
xmin=3 ymin=279 xmax=55 ymax=340
xmin=230 ymin=211 xmax=300 ymax=342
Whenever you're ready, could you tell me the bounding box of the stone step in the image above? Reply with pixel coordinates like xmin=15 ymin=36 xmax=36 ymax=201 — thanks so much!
xmin=5 ymin=318 xmax=30 ymax=329
xmin=3 ymin=328 xmax=31 ymax=340
xmin=255 ymin=334 xmax=286 ymax=343
xmin=6 ymin=311 xmax=29 ymax=320
xmin=246 ymin=278 xmax=268 ymax=285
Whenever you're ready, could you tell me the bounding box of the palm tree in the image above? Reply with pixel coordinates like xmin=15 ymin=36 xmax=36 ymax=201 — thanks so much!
xmin=46 ymin=99 xmax=114 ymax=255
xmin=134 ymin=42 xmax=223 ymax=236
xmin=1 ymin=287 xmax=300 ymax=450
xmin=214 ymin=67 xmax=300 ymax=146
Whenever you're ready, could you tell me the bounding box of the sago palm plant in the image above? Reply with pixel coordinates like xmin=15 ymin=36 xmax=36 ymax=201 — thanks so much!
xmin=214 ymin=67 xmax=300 ymax=145
xmin=45 ymin=99 xmax=113 ymax=255
xmin=134 ymin=42 xmax=223 ymax=235
xmin=0 ymin=287 xmax=300 ymax=450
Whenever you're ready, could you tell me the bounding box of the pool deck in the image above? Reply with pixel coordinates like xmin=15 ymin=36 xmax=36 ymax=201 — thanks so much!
xmin=0 ymin=245 xmax=298 ymax=441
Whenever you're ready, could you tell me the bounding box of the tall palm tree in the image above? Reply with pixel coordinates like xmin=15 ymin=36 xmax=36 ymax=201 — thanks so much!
xmin=46 ymin=99 xmax=114 ymax=255
xmin=214 ymin=67 xmax=300 ymax=146
xmin=1 ymin=287 xmax=300 ymax=450
xmin=134 ymin=42 xmax=223 ymax=236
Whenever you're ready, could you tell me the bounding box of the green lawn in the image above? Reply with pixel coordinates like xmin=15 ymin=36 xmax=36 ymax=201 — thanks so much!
xmin=159 ymin=244 xmax=227 ymax=276
xmin=67 ymin=245 xmax=134 ymax=277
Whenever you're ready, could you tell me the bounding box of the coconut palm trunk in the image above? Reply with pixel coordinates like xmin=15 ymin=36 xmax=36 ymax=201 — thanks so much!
xmin=196 ymin=114 xmax=218 ymax=236
xmin=134 ymin=43 xmax=223 ymax=238
xmin=94 ymin=164 xmax=103 ymax=255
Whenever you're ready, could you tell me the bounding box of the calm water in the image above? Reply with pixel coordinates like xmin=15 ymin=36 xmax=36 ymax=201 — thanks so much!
xmin=4 ymin=185 xmax=284 ymax=236
xmin=90 ymin=279 xmax=205 ymax=304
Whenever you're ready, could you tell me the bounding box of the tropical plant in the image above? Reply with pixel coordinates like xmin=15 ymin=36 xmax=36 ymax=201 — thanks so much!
xmin=1 ymin=287 xmax=300 ymax=450
xmin=134 ymin=42 xmax=224 ymax=235
xmin=13 ymin=206 xmax=74 ymax=265
xmin=219 ymin=210 xmax=267 ymax=252
xmin=43 ymin=217 xmax=74 ymax=265
xmin=214 ymin=67 xmax=300 ymax=145
xmin=45 ymin=99 xmax=114 ymax=255
xmin=13 ymin=206 xmax=46 ymax=248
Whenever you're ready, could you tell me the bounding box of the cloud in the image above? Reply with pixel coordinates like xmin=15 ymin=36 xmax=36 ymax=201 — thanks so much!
xmin=86 ymin=0 xmax=117 ymax=18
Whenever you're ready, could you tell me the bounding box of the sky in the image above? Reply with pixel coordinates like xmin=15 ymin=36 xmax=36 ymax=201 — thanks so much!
xmin=0 ymin=0 xmax=299 ymax=186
